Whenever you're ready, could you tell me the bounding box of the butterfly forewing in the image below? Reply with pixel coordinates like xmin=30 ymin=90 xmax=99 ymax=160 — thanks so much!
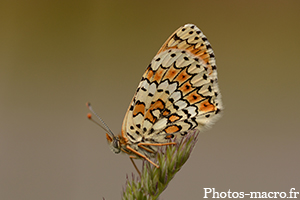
xmin=122 ymin=24 xmax=222 ymax=151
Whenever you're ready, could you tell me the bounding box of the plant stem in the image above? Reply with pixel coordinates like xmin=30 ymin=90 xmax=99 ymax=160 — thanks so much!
xmin=122 ymin=130 xmax=199 ymax=200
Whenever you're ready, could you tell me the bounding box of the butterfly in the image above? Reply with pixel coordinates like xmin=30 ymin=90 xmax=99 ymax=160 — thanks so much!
xmin=87 ymin=24 xmax=222 ymax=174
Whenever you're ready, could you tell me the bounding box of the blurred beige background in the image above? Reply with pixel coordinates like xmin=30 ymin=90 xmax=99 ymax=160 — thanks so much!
xmin=1 ymin=1 xmax=299 ymax=199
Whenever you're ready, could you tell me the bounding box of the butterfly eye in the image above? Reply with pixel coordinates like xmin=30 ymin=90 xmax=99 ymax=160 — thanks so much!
xmin=112 ymin=138 xmax=121 ymax=154
xmin=112 ymin=138 xmax=119 ymax=148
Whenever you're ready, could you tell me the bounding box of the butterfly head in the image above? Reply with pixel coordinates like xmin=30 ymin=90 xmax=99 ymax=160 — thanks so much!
xmin=106 ymin=133 xmax=121 ymax=154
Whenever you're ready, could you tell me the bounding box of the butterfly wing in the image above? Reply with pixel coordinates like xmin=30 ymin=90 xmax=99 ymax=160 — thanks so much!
xmin=122 ymin=24 xmax=222 ymax=145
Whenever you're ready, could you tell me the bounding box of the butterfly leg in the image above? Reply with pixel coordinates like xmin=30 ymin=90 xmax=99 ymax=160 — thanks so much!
xmin=137 ymin=142 xmax=176 ymax=155
xmin=126 ymin=146 xmax=159 ymax=168
xmin=129 ymin=156 xmax=141 ymax=176
xmin=126 ymin=142 xmax=176 ymax=172
xmin=138 ymin=141 xmax=176 ymax=148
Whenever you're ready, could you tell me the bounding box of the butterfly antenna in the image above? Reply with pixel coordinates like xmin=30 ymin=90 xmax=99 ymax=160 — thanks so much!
xmin=86 ymin=102 xmax=115 ymax=137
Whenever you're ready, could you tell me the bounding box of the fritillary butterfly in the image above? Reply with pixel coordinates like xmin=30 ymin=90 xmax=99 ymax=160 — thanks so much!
xmin=87 ymin=24 xmax=222 ymax=173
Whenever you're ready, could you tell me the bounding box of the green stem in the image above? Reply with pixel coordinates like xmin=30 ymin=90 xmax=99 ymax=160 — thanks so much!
xmin=122 ymin=130 xmax=199 ymax=200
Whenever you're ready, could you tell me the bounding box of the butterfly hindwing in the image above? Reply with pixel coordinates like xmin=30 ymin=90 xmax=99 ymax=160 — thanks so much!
xmin=122 ymin=24 xmax=222 ymax=145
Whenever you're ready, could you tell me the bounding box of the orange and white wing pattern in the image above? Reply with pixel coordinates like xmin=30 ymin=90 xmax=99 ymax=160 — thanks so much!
xmin=122 ymin=24 xmax=222 ymax=147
